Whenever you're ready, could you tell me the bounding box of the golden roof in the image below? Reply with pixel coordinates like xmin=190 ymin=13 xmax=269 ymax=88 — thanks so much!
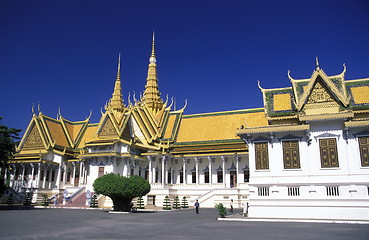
xmin=176 ymin=109 xmax=267 ymax=143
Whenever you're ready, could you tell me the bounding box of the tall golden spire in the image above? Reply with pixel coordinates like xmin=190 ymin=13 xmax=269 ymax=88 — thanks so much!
xmin=108 ymin=54 xmax=125 ymax=112
xmin=142 ymin=32 xmax=164 ymax=114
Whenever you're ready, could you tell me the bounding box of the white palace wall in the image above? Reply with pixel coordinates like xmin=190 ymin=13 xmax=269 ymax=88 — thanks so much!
xmin=247 ymin=120 xmax=369 ymax=220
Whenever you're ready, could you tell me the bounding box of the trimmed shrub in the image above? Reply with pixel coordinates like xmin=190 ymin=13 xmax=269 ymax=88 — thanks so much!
xmin=181 ymin=196 xmax=188 ymax=208
xmin=137 ymin=196 xmax=145 ymax=209
xmin=90 ymin=194 xmax=98 ymax=208
xmin=163 ymin=195 xmax=171 ymax=210
xmin=173 ymin=195 xmax=180 ymax=209
xmin=41 ymin=194 xmax=49 ymax=206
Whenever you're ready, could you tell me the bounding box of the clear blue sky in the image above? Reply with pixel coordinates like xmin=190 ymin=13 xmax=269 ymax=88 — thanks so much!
xmin=1 ymin=0 xmax=369 ymax=134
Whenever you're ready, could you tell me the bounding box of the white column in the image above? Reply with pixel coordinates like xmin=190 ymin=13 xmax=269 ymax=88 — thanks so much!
xmin=30 ymin=163 xmax=35 ymax=188
xmin=48 ymin=166 xmax=53 ymax=188
xmin=221 ymin=156 xmax=226 ymax=188
xmin=207 ymin=156 xmax=212 ymax=185
xmin=42 ymin=165 xmax=47 ymax=188
xmin=161 ymin=156 xmax=166 ymax=186
xmin=36 ymin=163 xmax=41 ymax=188
xmin=78 ymin=161 xmax=83 ymax=186
xmin=21 ymin=164 xmax=25 ymax=187
xmin=56 ymin=165 xmax=62 ymax=189
xmin=80 ymin=163 xmax=85 ymax=184
xmin=148 ymin=156 xmax=153 ymax=184
xmin=236 ymin=155 xmax=240 ymax=187
xmin=182 ymin=158 xmax=186 ymax=185
xmin=4 ymin=168 xmax=8 ymax=187
xmin=63 ymin=163 xmax=68 ymax=183
xmin=71 ymin=162 xmax=76 ymax=186
xmin=165 ymin=158 xmax=168 ymax=185
xmin=195 ymin=157 xmax=199 ymax=185
xmin=123 ymin=158 xmax=128 ymax=177
xmin=83 ymin=163 xmax=88 ymax=184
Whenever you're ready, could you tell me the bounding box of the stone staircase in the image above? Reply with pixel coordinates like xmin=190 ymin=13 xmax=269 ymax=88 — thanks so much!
xmin=67 ymin=192 xmax=89 ymax=207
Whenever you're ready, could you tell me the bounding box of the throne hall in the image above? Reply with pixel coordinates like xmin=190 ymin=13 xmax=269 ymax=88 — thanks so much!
xmin=8 ymin=36 xmax=369 ymax=220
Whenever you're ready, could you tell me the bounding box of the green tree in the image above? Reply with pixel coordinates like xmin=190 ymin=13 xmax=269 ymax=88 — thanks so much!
xmin=215 ymin=203 xmax=227 ymax=218
xmin=0 ymin=117 xmax=21 ymax=191
xmin=173 ymin=195 xmax=180 ymax=209
xmin=90 ymin=194 xmax=98 ymax=208
xmin=93 ymin=173 xmax=150 ymax=212
xmin=137 ymin=196 xmax=145 ymax=209
xmin=181 ymin=196 xmax=188 ymax=208
xmin=163 ymin=195 xmax=171 ymax=210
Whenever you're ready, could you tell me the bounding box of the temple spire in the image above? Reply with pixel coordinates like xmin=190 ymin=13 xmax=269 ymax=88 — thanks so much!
xmin=150 ymin=31 xmax=156 ymax=62
xmin=142 ymin=32 xmax=164 ymax=114
xmin=108 ymin=54 xmax=125 ymax=112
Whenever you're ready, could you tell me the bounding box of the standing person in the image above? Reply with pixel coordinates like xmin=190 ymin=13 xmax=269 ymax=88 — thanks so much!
xmin=194 ymin=200 xmax=199 ymax=214
xmin=229 ymin=199 xmax=233 ymax=213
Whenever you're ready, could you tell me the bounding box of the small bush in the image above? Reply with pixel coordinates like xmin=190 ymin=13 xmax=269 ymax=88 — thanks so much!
xmin=215 ymin=203 xmax=227 ymax=218
xmin=181 ymin=196 xmax=188 ymax=208
xmin=173 ymin=196 xmax=181 ymax=209
xmin=41 ymin=194 xmax=49 ymax=206
xmin=90 ymin=194 xmax=98 ymax=208
xmin=137 ymin=196 xmax=145 ymax=209
xmin=163 ymin=195 xmax=171 ymax=210
xmin=23 ymin=193 xmax=32 ymax=206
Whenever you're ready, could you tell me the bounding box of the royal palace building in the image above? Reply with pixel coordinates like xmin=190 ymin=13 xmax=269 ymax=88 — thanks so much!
xmin=7 ymin=37 xmax=369 ymax=220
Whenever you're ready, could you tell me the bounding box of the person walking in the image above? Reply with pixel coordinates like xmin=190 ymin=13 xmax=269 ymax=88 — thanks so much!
xmin=229 ymin=199 xmax=234 ymax=213
xmin=194 ymin=200 xmax=199 ymax=214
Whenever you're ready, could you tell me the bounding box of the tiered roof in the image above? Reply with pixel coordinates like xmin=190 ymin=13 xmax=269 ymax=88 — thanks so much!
xmin=237 ymin=60 xmax=369 ymax=136
xmin=12 ymin=44 xmax=369 ymax=162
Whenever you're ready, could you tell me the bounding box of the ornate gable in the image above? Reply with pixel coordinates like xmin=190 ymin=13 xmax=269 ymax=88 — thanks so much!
xmin=306 ymin=81 xmax=335 ymax=104
xmin=23 ymin=124 xmax=44 ymax=149
xmin=98 ymin=115 xmax=119 ymax=137
xmin=20 ymin=118 xmax=48 ymax=150
xmin=302 ymin=78 xmax=340 ymax=116
xmin=296 ymin=68 xmax=350 ymax=111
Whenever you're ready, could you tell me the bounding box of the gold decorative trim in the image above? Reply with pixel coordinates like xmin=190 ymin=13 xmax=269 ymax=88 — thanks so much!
xmin=344 ymin=120 xmax=369 ymax=128
xmin=237 ymin=124 xmax=309 ymax=135
xmin=299 ymin=112 xmax=354 ymax=121
xmin=266 ymin=115 xmax=298 ymax=121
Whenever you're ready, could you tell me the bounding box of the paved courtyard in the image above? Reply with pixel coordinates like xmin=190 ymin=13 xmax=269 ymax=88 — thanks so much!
xmin=0 ymin=208 xmax=368 ymax=240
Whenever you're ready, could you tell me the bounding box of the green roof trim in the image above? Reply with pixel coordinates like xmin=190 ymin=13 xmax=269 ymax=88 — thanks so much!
xmin=264 ymin=89 xmax=296 ymax=117
xmin=294 ymin=81 xmax=309 ymax=98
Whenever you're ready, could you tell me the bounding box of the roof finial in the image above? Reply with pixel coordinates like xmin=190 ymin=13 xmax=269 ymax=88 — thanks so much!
xmin=342 ymin=63 xmax=346 ymax=75
xmin=127 ymin=92 xmax=132 ymax=106
xmin=287 ymin=70 xmax=294 ymax=81
xmin=57 ymin=106 xmax=61 ymax=120
xmin=107 ymin=54 xmax=125 ymax=111
xmin=117 ymin=53 xmax=121 ymax=78
xmin=87 ymin=110 xmax=92 ymax=120
xmin=315 ymin=56 xmax=320 ymax=70
xmin=150 ymin=31 xmax=156 ymax=63
xmin=37 ymin=103 xmax=42 ymax=115
xmin=257 ymin=80 xmax=264 ymax=90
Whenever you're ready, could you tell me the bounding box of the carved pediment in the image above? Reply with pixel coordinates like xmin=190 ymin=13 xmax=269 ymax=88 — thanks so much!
xmin=23 ymin=124 xmax=45 ymax=149
xmin=306 ymin=81 xmax=335 ymax=104
xmin=302 ymin=80 xmax=340 ymax=115
xmin=99 ymin=117 xmax=118 ymax=137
